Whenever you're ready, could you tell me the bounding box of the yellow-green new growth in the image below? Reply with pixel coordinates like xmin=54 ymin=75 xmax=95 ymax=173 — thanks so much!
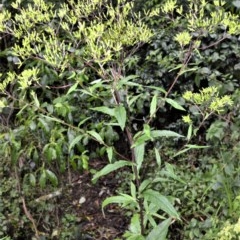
xmin=182 ymin=114 xmax=192 ymax=124
xmin=183 ymin=86 xmax=233 ymax=114
xmin=218 ymin=218 xmax=240 ymax=240
xmin=174 ymin=31 xmax=192 ymax=47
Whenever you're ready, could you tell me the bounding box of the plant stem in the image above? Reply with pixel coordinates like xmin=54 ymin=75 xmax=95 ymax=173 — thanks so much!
xmin=112 ymin=70 xmax=145 ymax=235
xmin=125 ymin=126 xmax=145 ymax=235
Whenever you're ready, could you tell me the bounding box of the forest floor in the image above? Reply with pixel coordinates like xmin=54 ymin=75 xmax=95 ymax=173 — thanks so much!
xmin=57 ymin=158 xmax=128 ymax=240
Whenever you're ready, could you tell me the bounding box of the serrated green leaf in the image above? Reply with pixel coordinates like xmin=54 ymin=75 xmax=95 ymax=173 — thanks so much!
xmin=91 ymin=106 xmax=115 ymax=116
xmin=143 ymin=189 xmax=180 ymax=219
xmin=165 ymin=98 xmax=185 ymax=111
xmin=114 ymin=105 xmax=126 ymax=131
xmin=87 ymin=130 xmax=104 ymax=144
xmin=92 ymin=160 xmax=132 ymax=182
xmin=146 ymin=218 xmax=171 ymax=240
xmin=151 ymin=130 xmax=183 ymax=138
xmin=150 ymin=94 xmax=158 ymax=117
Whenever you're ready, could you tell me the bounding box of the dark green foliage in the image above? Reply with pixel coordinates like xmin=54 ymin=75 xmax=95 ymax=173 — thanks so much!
xmin=0 ymin=0 xmax=240 ymax=239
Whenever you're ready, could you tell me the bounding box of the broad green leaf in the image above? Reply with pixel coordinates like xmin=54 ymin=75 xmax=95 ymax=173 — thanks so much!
xmin=106 ymin=146 xmax=113 ymax=163
xmin=114 ymin=105 xmax=126 ymax=130
xmin=129 ymin=214 xmax=141 ymax=234
xmin=29 ymin=173 xmax=36 ymax=187
xmin=130 ymin=182 xmax=137 ymax=199
xmin=146 ymin=86 xmax=166 ymax=94
xmin=150 ymin=94 xmax=158 ymax=117
xmin=132 ymin=134 xmax=151 ymax=147
xmin=91 ymin=106 xmax=115 ymax=117
xmin=46 ymin=169 xmax=58 ymax=187
xmin=69 ymin=135 xmax=83 ymax=152
xmin=66 ymin=82 xmax=78 ymax=95
xmin=87 ymin=130 xmax=104 ymax=144
xmin=39 ymin=170 xmax=47 ymax=188
xmin=143 ymin=189 xmax=180 ymax=219
xmin=92 ymin=160 xmax=133 ymax=182
xmin=165 ymin=98 xmax=185 ymax=111
xmin=151 ymin=130 xmax=183 ymax=138
xmin=134 ymin=144 xmax=145 ymax=172
xmin=144 ymin=124 xmax=152 ymax=139
xmin=146 ymin=218 xmax=172 ymax=240
xmin=155 ymin=148 xmax=161 ymax=167
xmin=102 ymin=193 xmax=137 ymax=210
xmin=139 ymin=180 xmax=151 ymax=193
xmin=82 ymin=156 xmax=89 ymax=170
xmin=123 ymin=214 xmax=145 ymax=240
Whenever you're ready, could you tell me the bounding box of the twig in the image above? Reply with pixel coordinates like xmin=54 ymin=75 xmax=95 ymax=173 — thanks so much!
xmin=14 ymin=167 xmax=39 ymax=238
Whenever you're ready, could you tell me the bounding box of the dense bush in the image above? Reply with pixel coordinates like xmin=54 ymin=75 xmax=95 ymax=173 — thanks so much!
xmin=0 ymin=0 xmax=240 ymax=239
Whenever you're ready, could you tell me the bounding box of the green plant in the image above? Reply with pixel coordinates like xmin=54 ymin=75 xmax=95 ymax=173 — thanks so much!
xmin=0 ymin=0 xmax=240 ymax=238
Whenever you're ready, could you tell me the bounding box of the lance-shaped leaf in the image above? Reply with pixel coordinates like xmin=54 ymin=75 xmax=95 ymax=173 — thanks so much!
xmin=134 ymin=143 xmax=145 ymax=173
xmin=87 ymin=130 xmax=104 ymax=144
xmin=165 ymin=98 xmax=185 ymax=111
xmin=114 ymin=105 xmax=126 ymax=131
xmin=92 ymin=160 xmax=133 ymax=182
xmin=91 ymin=106 xmax=115 ymax=117
xmin=146 ymin=218 xmax=172 ymax=240
xmin=150 ymin=94 xmax=158 ymax=117
xmin=142 ymin=189 xmax=180 ymax=219
xmin=151 ymin=130 xmax=183 ymax=138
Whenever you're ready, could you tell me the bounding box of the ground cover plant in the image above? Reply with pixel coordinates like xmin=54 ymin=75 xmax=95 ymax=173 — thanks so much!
xmin=0 ymin=0 xmax=240 ymax=239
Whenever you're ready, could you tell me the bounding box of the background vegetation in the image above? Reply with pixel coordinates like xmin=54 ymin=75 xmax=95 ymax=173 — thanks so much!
xmin=1 ymin=0 xmax=240 ymax=239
